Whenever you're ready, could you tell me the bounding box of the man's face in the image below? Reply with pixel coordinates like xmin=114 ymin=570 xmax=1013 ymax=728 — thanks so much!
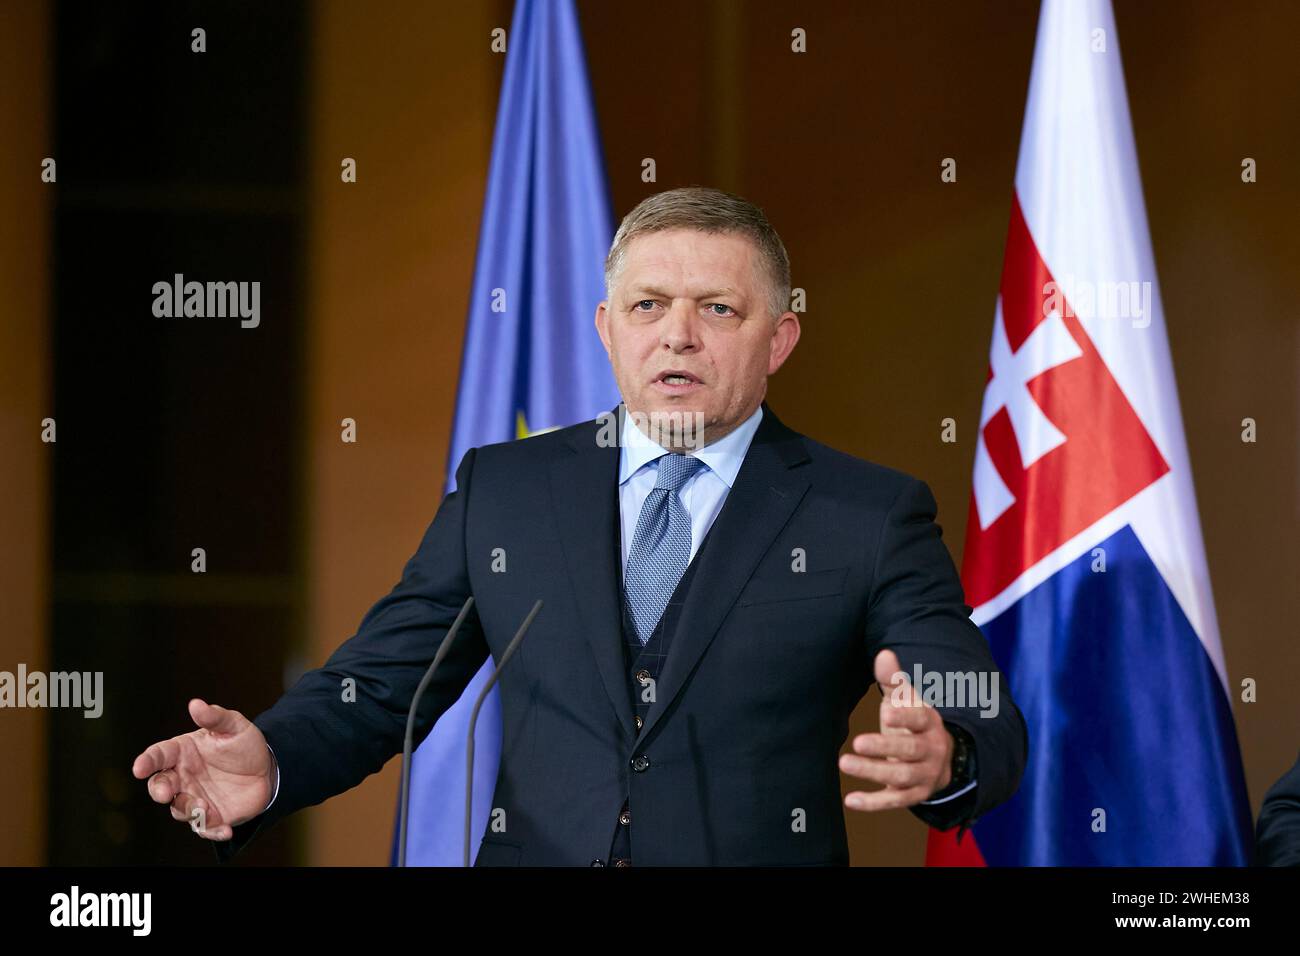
xmin=595 ymin=228 xmax=800 ymax=447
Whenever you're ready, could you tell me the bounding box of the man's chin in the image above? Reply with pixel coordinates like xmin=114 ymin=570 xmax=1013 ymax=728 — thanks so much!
xmin=624 ymin=401 xmax=712 ymax=450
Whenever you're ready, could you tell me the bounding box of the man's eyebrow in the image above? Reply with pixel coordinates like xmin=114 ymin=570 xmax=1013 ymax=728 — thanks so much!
xmin=624 ymin=285 xmax=673 ymax=299
xmin=623 ymin=285 xmax=744 ymax=300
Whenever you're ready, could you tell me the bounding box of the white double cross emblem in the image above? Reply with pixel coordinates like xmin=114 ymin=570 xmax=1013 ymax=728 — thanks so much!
xmin=973 ymin=298 xmax=1083 ymax=529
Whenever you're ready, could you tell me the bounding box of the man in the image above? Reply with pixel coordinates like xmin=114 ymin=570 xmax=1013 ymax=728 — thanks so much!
xmin=133 ymin=187 xmax=1027 ymax=865
xmin=1256 ymin=751 xmax=1300 ymax=866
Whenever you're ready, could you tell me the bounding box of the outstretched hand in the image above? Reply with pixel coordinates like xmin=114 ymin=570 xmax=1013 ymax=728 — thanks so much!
xmin=838 ymin=649 xmax=954 ymax=812
xmin=131 ymin=698 xmax=274 ymax=841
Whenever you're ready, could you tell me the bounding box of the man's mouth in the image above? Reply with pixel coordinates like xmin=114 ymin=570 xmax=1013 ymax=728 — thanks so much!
xmin=652 ymin=370 xmax=703 ymax=393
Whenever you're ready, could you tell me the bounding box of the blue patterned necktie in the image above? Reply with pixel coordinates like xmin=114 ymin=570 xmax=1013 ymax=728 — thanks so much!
xmin=624 ymin=453 xmax=706 ymax=645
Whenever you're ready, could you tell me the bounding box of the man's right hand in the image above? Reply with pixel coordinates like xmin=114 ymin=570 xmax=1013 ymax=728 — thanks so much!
xmin=131 ymin=698 xmax=274 ymax=842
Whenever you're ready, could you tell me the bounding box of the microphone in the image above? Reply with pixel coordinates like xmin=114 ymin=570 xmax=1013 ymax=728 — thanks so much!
xmin=397 ymin=595 xmax=476 ymax=868
xmin=464 ymin=599 xmax=543 ymax=867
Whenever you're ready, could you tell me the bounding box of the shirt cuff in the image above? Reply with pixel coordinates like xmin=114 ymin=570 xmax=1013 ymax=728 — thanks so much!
xmin=917 ymin=778 xmax=977 ymax=805
xmin=262 ymin=742 xmax=280 ymax=813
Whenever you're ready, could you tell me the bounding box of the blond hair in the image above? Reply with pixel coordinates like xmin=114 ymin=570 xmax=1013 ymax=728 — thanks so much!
xmin=604 ymin=186 xmax=791 ymax=318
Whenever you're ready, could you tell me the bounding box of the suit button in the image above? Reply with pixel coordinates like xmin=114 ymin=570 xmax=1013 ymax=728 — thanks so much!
xmin=614 ymin=858 xmax=632 ymax=867
xmin=619 ymin=808 xmax=632 ymax=826
xmin=631 ymin=755 xmax=650 ymax=772
xmin=634 ymin=715 xmax=643 ymax=730
xmin=590 ymin=859 xmax=605 ymax=867
xmin=635 ymin=669 xmax=651 ymax=684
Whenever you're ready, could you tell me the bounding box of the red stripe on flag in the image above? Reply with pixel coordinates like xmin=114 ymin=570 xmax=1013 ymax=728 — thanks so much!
xmin=925 ymin=823 xmax=988 ymax=867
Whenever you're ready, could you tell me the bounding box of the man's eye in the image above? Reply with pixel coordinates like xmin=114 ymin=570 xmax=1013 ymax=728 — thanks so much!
xmin=707 ymin=303 xmax=735 ymax=316
xmin=634 ymin=299 xmax=656 ymax=311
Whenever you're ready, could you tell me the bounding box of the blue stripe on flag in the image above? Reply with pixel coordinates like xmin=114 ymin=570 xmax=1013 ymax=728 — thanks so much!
xmin=974 ymin=525 xmax=1253 ymax=865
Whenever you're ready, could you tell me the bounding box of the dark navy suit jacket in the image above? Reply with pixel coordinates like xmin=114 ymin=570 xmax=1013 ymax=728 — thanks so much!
xmin=218 ymin=403 xmax=1027 ymax=865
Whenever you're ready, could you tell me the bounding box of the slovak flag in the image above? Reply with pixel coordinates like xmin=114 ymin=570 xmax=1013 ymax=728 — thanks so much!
xmin=928 ymin=0 xmax=1252 ymax=865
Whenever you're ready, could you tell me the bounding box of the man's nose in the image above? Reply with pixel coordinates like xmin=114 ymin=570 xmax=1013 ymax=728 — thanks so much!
xmin=660 ymin=301 xmax=700 ymax=352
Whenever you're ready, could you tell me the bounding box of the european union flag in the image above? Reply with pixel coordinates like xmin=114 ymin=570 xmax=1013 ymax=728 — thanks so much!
xmin=394 ymin=0 xmax=619 ymax=865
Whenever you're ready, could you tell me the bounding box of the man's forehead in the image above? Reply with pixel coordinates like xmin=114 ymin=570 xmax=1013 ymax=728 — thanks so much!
xmin=618 ymin=229 xmax=762 ymax=289
xmin=624 ymin=227 xmax=757 ymax=259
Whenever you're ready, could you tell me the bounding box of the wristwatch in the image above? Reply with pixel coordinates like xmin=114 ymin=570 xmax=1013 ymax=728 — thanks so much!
xmin=943 ymin=722 xmax=977 ymax=792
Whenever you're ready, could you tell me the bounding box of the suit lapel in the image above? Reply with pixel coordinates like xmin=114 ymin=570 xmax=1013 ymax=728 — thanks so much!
xmin=638 ymin=402 xmax=811 ymax=744
xmin=547 ymin=406 xmax=636 ymax=741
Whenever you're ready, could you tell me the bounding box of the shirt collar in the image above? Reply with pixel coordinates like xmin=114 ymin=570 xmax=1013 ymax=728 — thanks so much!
xmin=618 ymin=404 xmax=764 ymax=488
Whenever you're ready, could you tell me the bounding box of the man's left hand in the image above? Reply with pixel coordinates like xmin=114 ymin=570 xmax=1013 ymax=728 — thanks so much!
xmin=839 ymin=648 xmax=954 ymax=812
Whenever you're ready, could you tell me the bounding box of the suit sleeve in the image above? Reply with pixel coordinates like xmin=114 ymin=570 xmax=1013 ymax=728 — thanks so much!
xmin=1256 ymin=751 xmax=1300 ymax=866
xmin=864 ymin=477 xmax=1028 ymax=833
xmin=214 ymin=448 xmax=489 ymax=862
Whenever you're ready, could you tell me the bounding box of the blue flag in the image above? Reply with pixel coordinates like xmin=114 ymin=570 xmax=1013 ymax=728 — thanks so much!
xmin=393 ymin=0 xmax=619 ymax=865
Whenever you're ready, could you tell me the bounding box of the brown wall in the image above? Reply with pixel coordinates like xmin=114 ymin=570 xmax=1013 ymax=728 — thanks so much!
xmin=301 ymin=0 xmax=1299 ymax=865
xmin=301 ymin=0 xmax=498 ymax=864
xmin=2 ymin=0 xmax=1292 ymax=866
xmin=0 ymin=0 xmax=50 ymax=867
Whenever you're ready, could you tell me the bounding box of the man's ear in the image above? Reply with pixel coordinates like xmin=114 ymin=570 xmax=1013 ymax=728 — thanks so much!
xmin=595 ymin=301 xmax=613 ymax=357
xmin=767 ymin=311 xmax=801 ymax=374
